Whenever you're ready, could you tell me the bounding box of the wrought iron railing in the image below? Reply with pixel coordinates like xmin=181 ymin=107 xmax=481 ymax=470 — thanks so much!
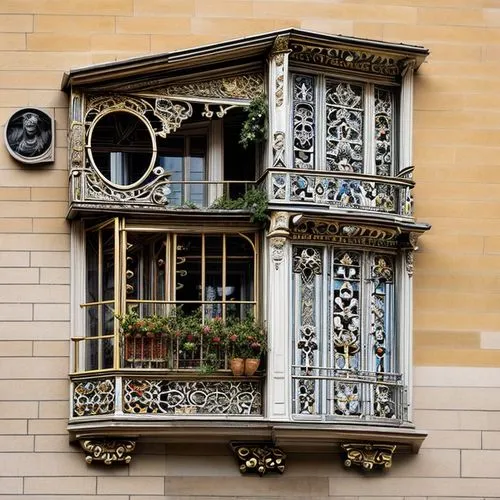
xmin=292 ymin=366 xmax=406 ymax=423
xmin=269 ymin=167 xmax=415 ymax=217
xmin=71 ymin=373 xmax=263 ymax=417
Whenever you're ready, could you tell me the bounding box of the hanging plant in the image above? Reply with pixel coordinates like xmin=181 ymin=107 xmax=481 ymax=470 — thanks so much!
xmin=239 ymin=94 xmax=268 ymax=149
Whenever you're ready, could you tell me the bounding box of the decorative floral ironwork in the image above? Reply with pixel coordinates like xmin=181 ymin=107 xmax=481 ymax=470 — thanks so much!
xmin=73 ymin=378 xmax=115 ymax=417
xmin=326 ymin=80 xmax=364 ymax=173
xmin=123 ymin=379 xmax=262 ymax=415
xmin=292 ymin=247 xmax=322 ymax=414
xmin=231 ymin=442 xmax=286 ymax=475
xmin=80 ymin=439 xmax=136 ymax=465
xmin=157 ymin=73 xmax=264 ymax=100
xmin=371 ymin=254 xmax=394 ymax=376
xmin=290 ymin=43 xmax=402 ymax=77
xmin=375 ymin=87 xmax=393 ymax=176
xmin=341 ymin=443 xmax=396 ymax=470
xmin=84 ymin=166 xmax=171 ymax=206
xmin=154 ymin=98 xmax=193 ymax=136
xmin=333 ymin=252 xmax=361 ymax=375
xmin=280 ymin=173 xmax=399 ymax=215
xmin=293 ymin=74 xmax=315 ymax=169
xmin=291 ymin=217 xmax=399 ymax=248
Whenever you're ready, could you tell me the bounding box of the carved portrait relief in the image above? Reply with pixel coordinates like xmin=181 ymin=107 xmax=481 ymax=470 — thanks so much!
xmin=4 ymin=108 xmax=54 ymax=164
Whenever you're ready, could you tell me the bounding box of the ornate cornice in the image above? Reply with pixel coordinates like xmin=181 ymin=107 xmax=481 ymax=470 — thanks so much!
xmin=290 ymin=216 xmax=400 ymax=248
xmin=341 ymin=442 xmax=396 ymax=471
xmin=156 ymin=73 xmax=264 ymax=100
xmin=230 ymin=442 xmax=286 ymax=476
xmin=290 ymin=43 xmax=403 ymax=77
xmin=80 ymin=438 xmax=136 ymax=465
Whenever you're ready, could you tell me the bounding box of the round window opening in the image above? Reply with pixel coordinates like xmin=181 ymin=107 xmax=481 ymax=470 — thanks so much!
xmin=89 ymin=110 xmax=154 ymax=187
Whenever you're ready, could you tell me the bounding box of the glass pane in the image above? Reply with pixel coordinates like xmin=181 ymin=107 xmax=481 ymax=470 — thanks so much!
xmin=187 ymin=136 xmax=206 ymax=206
xmin=325 ymin=80 xmax=364 ymax=173
xmin=91 ymin=111 xmax=153 ymax=186
xmin=158 ymin=136 xmax=184 ymax=206
xmin=204 ymin=235 xmax=223 ymax=319
xmin=176 ymin=235 xmax=202 ymax=316
xmin=225 ymin=235 xmax=255 ymax=320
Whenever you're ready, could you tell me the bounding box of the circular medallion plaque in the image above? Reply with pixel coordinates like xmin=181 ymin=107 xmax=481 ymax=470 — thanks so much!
xmin=4 ymin=108 xmax=54 ymax=164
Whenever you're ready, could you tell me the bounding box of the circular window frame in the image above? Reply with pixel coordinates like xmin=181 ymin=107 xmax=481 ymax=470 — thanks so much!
xmin=87 ymin=107 xmax=157 ymax=190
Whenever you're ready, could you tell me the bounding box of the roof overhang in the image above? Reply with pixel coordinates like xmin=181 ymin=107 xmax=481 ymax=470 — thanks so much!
xmin=61 ymin=28 xmax=429 ymax=92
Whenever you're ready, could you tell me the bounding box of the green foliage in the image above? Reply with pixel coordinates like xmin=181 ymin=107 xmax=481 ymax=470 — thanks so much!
xmin=239 ymin=94 xmax=268 ymax=149
xmin=210 ymin=188 xmax=269 ymax=224
xmin=226 ymin=316 xmax=266 ymax=359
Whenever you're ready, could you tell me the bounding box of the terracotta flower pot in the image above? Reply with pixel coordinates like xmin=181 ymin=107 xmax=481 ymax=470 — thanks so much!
xmin=230 ymin=357 xmax=245 ymax=376
xmin=244 ymin=358 xmax=260 ymax=376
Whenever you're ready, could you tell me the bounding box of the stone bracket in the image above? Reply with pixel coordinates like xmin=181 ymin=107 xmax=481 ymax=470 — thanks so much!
xmin=341 ymin=442 xmax=396 ymax=471
xmin=79 ymin=438 xmax=136 ymax=465
xmin=230 ymin=441 xmax=287 ymax=476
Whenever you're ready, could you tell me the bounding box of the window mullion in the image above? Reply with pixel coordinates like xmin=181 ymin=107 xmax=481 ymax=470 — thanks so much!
xmin=364 ymin=83 xmax=375 ymax=175
xmin=317 ymin=74 xmax=326 ymax=171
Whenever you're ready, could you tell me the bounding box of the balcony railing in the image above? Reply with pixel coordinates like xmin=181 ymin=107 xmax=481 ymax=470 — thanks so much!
xmin=292 ymin=366 xmax=406 ymax=424
xmin=71 ymin=373 xmax=263 ymax=418
xmin=268 ymin=167 xmax=415 ymax=218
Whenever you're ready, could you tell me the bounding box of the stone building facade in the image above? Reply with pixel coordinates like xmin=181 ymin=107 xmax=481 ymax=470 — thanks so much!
xmin=1 ymin=1 xmax=500 ymax=499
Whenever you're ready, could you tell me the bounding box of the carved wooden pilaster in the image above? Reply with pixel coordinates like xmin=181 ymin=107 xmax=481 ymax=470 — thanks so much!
xmin=230 ymin=442 xmax=286 ymax=476
xmin=79 ymin=438 xmax=136 ymax=465
xmin=268 ymin=212 xmax=290 ymax=270
xmin=341 ymin=443 xmax=396 ymax=471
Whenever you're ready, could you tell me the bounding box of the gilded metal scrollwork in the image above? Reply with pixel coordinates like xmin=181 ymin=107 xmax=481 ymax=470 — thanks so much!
xmin=231 ymin=442 xmax=286 ymax=475
xmin=80 ymin=439 xmax=136 ymax=465
xmin=341 ymin=443 xmax=396 ymax=470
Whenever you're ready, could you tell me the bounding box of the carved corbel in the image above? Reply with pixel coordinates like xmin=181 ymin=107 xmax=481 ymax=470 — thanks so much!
xmin=79 ymin=438 xmax=136 ymax=465
xmin=230 ymin=442 xmax=286 ymax=476
xmin=405 ymin=231 xmax=421 ymax=277
xmin=268 ymin=212 xmax=290 ymax=270
xmin=341 ymin=443 xmax=396 ymax=471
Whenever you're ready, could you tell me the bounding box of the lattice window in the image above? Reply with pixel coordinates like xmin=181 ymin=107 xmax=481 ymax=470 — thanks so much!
xmin=291 ymin=245 xmax=402 ymax=422
xmin=292 ymin=73 xmax=396 ymax=176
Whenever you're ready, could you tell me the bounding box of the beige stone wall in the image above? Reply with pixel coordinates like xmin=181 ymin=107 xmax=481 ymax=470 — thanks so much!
xmin=1 ymin=1 xmax=500 ymax=498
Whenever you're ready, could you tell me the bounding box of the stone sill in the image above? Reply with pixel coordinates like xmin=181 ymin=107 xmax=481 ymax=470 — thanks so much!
xmin=68 ymin=418 xmax=426 ymax=454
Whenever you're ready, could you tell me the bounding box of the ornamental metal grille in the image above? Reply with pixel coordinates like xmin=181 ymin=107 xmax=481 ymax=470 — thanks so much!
xmin=292 ymin=74 xmax=315 ymax=170
xmin=291 ymin=74 xmax=396 ymax=176
xmin=325 ymin=80 xmax=364 ymax=173
xmin=291 ymin=246 xmax=403 ymax=421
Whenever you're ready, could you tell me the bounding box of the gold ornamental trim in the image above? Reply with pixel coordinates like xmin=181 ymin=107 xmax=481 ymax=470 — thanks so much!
xmin=230 ymin=442 xmax=287 ymax=476
xmin=341 ymin=442 xmax=396 ymax=471
xmin=79 ymin=438 xmax=136 ymax=465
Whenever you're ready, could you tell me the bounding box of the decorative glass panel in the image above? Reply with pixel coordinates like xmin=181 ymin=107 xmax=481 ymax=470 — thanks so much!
xmin=292 ymin=74 xmax=315 ymax=170
xmin=325 ymin=80 xmax=364 ymax=173
xmin=291 ymin=246 xmax=400 ymax=421
xmin=292 ymin=247 xmax=322 ymax=414
xmin=374 ymin=87 xmax=393 ymax=176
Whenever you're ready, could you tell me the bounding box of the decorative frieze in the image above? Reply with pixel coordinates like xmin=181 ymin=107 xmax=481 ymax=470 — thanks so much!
xmin=157 ymin=73 xmax=264 ymax=100
xmin=80 ymin=439 xmax=136 ymax=465
xmin=231 ymin=442 xmax=286 ymax=475
xmin=291 ymin=217 xmax=399 ymax=248
xmin=290 ymin=43 xmax=402 ymax=78
xmin=341 ymin=443 xmax=396 ymax=470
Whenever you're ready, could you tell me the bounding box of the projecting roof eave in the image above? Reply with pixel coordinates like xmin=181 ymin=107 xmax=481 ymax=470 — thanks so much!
xmin=61 ymin=28 xmax=429 ymax=91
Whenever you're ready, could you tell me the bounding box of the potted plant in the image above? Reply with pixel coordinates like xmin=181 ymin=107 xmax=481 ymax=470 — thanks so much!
xmin=118 ymin=310 xmax=169 ymax=365
xmin=226 ymin=316 xmax=266 ymax=376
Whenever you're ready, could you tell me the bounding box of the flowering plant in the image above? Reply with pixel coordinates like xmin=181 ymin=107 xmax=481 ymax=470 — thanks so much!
xmin=239 ymin=94 xmax=268 ymax=149
xmin=226 ymin=316 xmax=266 ymax=359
